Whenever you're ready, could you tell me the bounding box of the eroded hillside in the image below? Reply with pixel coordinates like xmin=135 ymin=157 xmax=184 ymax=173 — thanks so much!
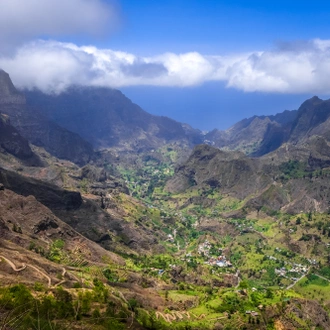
xmin=1 ymin=69 xmax=330 ymax=329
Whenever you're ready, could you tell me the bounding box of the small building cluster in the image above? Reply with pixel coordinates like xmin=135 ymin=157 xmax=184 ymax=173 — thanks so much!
xmin=275 ymin=263 xmax=309 ymax=279
xmin=207 ymin=255 xmax=232 ymax=267
xmin=288 ymin=264 xmax=308 ymax=273
xmin=245 ymin=310 xmax=259 ymax=317
xmin=198 ymin=240 xmax=212 ymax=257
xmin=275 ymin=267 xmax=287 ymax=276
xmin=197 ymin=240 xmax=232 ymax=267
xmin=307 ymin=258 xmax=317 ymax=265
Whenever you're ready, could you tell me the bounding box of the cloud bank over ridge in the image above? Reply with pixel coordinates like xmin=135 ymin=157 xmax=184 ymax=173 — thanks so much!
xmin=1 ymin=39 xmax=330 ymax=94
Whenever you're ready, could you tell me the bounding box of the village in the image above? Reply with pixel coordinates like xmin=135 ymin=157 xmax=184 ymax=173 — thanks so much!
xmin=198 ymin=240 xmax=233 ymax=267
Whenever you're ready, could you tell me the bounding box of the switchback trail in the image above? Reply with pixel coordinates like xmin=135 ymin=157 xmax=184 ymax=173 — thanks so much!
xmin=0 ymin=255 xmax=26 ymax=272
xmin=0 ymin=255 xmax=71 ymax=288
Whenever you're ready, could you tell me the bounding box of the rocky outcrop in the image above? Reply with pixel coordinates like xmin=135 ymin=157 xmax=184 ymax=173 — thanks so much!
xmin=0 ymin=70 xmax=94 ymax=165
xmin=0 ymin=70 xmax=25 ymax=104
xmin=0 ymin=187 xmax=124 ymax=265
xmin=0 ymin=166 xmax=165 ymax=254
xmin=166 ymin=144 xmax=271 ymax=199
xmin=205 ymin=109 xmax=298 ymax=155
xmin=0 ymin=114 xmax=42 ymax=166
xmin=205 ymin=96 xmax=330 ymax=157
xmin=270 ymin=298 xmax=330 ymax=330
xmin=81 ymin=165 xmax=107 ymax=182
xmin=0 ymin=103 xmax=94 ymax=165
xmin=0 ymin=167 xmax=82 ymax=211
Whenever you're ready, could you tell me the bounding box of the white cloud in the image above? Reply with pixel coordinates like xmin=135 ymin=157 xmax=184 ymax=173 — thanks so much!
xmin=1 ymin=38 xmax=330 ymax=94
xmin=225 ymin=43 xmax=330 ymax=93
xmin=0 ymin=0 xmax=118 ymax=53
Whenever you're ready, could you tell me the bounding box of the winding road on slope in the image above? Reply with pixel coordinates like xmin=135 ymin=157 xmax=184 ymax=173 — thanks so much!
xmin=0 ymin=255 xmax=26 ymax=272
xmin=0 ymin=255 xmax=68 ymax=288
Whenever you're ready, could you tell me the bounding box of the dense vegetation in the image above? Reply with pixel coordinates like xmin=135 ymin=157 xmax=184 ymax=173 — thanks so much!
xmin=2 ymin=145 xmax=330 ymax=329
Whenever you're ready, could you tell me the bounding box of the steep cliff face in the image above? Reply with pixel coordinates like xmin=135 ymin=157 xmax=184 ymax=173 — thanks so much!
xmin=25 ymin=87 xmax=204 ymax=150
xmin=289 ymin=96 xmax=330 ymax=141
xmin=254 ymin=96 xmax=330 ymax=156
xmin=0 ymin=167 xmax=83 ymax=211
xmin=205 ymin=109 xmax=298 ymax=155
xmin=206 ymin=96 xmax=330 ymax=157
xmin=0 ymin=70 xmax=94 ymax=165
xmin=0 ymin=70 xmax=25 ymax=104
xmin=0 ymin=114 xmax=42 ymax=166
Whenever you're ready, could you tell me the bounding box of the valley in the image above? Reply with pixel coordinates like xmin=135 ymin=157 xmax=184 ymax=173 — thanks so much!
xmin=1 ymin=69 xmax=330 ymax=329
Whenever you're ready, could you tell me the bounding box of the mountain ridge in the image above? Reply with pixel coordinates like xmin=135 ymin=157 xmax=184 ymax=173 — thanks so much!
xmin=6 ymin=68 xmax=330 ymax=162
xmin=204 ymin=96 xmax=330 ymax=157
xmin=1 ymin=70 xmax=330 ymax=329
xmin=0 ymin=70 xmax=95 ymax=165
xmin=24 ymin=86 xmax=204 ymax=151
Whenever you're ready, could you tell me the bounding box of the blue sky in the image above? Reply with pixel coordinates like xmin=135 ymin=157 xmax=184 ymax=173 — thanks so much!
xmin=110 ymin=0 xmax=330 ymax=54
xmin=113 ymin=0 xmax=330 ymax=129
xmin=1 ymin=0 xmax=330 ymax=130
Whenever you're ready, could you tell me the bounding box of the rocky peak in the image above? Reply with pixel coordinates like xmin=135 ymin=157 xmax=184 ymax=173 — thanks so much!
xmin=297 ymin=95 xmax=323 ymax=112
xmin=0 ymin=69 xmax=25 ymax=104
